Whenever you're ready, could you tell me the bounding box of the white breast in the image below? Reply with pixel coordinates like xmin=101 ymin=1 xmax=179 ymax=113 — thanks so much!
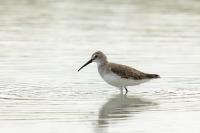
xmin=100 ymin=72 xmax=150 ymax=88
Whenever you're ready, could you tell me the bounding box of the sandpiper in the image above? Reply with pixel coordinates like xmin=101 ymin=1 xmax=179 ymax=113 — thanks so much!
xmin=78 ymin=51 xmax=160 ymax=94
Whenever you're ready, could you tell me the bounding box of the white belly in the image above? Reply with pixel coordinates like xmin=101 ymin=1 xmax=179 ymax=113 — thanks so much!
xmin=101 ymin=72 xmax=150 ymax=88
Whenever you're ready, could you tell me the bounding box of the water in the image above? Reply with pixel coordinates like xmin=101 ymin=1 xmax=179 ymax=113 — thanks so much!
xmin=0 ymin=0 xmax=200 ymax=133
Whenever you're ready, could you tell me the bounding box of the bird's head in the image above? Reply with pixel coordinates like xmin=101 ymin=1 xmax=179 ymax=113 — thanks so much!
xmin=78 ymin=51 xmax=107 ymax=72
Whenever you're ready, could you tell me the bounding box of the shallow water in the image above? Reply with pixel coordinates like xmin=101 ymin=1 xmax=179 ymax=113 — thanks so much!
xmin=0 ymin=0 xmax=200 ymax=133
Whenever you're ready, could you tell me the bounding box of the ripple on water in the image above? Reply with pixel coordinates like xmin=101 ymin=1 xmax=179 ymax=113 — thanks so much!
xmin=0 ymin=0 xmax=200 ymax=132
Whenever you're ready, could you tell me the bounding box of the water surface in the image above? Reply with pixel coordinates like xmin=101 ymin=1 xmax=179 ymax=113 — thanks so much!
xmin=0 ymin=0 xmax=200 ymax=133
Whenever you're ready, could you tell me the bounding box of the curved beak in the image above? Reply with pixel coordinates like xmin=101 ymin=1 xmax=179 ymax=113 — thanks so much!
xmin=78 ymin=59 xmax=93 ymax=72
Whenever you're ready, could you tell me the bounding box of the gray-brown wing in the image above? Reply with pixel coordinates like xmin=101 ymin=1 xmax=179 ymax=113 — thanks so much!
xmin=109 ymin=63 xmax=159 ymax=80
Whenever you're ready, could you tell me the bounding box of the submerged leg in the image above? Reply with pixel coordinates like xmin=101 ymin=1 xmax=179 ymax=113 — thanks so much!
xmin=118 ymin=87 xmax=124 ymax=94
xmin=120 ymin=87 xmax=123 ymax=94
xmin=124 ymin=87 xmax=128 ymax=95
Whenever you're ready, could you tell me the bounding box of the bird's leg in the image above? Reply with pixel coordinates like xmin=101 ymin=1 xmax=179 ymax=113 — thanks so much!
xmin=120 ymin=88 xmax=123 ymax=94
xmin=118 ymin=87 xmax=124 ymax=94
xmin=124 ymin=87 xmax=128 ymax=95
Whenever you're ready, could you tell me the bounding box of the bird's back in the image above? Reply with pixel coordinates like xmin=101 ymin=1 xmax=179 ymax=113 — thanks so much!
xmin=108 ymin=63 xmax=160 ymax=80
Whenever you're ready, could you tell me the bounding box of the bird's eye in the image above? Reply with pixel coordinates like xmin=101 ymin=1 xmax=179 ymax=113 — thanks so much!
xmin=94 ymin=55 xmax=98 ymax=58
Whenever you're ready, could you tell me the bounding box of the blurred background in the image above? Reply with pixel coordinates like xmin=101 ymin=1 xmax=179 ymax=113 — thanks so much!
xmin=0 ymin=0 xmax=200 ymax=133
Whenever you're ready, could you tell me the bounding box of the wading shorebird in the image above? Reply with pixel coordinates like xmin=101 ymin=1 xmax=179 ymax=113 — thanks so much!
xmin=78 ymin=51 xmax=160 ymax=94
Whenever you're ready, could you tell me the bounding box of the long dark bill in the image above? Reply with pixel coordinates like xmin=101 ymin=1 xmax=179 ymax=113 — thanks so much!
xmin=78 ymin=59 xmax=93 ymax=72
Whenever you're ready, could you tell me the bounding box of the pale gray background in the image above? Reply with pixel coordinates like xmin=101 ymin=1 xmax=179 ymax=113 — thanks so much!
xmin=0 ymin=0 xmax=200 ymax=133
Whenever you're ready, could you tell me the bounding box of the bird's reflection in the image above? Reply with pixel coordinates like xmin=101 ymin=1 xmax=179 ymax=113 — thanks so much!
xmin=97 ymin=94 xmax=156 ymax=126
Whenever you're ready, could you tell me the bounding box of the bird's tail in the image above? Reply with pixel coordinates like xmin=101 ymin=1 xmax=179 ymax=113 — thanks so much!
xmin=146 ymin=74 xmax=160 ymax=78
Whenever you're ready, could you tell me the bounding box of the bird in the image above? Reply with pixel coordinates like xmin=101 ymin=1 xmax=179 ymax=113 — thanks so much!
xmin=78 ymin=51 xmax=160 ymax=94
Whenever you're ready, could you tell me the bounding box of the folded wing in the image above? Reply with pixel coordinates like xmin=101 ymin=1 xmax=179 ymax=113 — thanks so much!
xmin=109 ymin=63 xmax=160 ymax=80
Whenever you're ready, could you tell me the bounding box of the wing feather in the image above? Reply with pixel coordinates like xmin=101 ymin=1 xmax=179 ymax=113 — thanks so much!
xmin=109 ymin=63 xmax=159 ymax=80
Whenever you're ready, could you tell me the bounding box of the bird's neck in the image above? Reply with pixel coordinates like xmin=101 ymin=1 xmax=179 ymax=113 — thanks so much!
xmin=97 ymin=60 xmax=108 ymax=68
xmin=97 ymin=61 xmax=108 ymax=77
